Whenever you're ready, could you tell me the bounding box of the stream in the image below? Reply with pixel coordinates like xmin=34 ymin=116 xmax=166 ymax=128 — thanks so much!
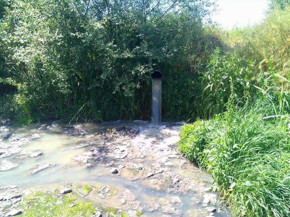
xmin=0 ymin=121 xmax=230 ymax=217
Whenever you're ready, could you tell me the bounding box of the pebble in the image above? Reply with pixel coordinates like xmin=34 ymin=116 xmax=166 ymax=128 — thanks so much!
xmin=30 ymin=151 xmax=43 ymax=158
xmin=0 ymin=160 xmax=18 ymax=171
xmin=111 ymin=168 xmax=119 ymax=174
xmin=206 ymin=207 xmax=217 ymax=213
xmin=173 ymin=178 xmax=180 ymax=184
xmin=29 ymin=163 xmax=55 ymax=175
xmin=203 ymin=193 xmax=217 ymax=205
xmin=5 ymin=209 xmax=22 ymax=216
xmin=92 ymin=212 xmax=102 ymax=217
xmin=60 ymin=188 xmax=72 ymax=194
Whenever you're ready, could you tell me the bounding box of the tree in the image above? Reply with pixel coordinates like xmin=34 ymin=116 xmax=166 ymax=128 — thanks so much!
xmin=269 ymin=0 xmax=290 ymax=10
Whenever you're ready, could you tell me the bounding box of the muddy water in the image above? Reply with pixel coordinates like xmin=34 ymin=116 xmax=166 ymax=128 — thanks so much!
xmin=0 ymin=121 xmax=229 ymax=217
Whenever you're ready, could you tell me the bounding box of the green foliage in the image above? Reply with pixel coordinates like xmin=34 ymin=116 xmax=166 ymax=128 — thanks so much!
xmin=21 ymin=191 xmax=95 ymax=217
xmin=81 ymin=185 xmax=92 ymax=195
xmin=179 ymin=97 xmax=290 ymax=217
xmin=217 ymin=6 xmax=290 ymax=81
xmin=269 ymin=0 xmax=290 ymax=11
xmin=0 ymin=0 xmax=213 ymax=123
xmin=198 ymin=49 xmax=263 ymax=118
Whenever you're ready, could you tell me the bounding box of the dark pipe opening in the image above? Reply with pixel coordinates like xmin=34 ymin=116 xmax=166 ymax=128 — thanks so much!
xmin=151 ymin=70 xmax=162 ymax=79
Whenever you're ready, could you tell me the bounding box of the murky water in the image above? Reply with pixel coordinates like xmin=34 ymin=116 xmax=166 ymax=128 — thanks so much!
xmin=0 ymin=121 xmax=229 ymax=216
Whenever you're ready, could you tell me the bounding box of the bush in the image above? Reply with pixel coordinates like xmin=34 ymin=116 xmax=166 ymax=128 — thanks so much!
xmin=179 ymin=98 xmax=290 ymax=217
xmin=0 ymin=0 xmax=214 ymax=123
xmin=198 ymin=49 xmax=263 ymax=118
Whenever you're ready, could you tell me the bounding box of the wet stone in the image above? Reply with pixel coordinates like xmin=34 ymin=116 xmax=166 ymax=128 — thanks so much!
xmin=30 ymin=151 xmax=43 ymax=158
xmin=206 ymin=207 xmax=217 ymax=213
xmin=5 ymin=209 xmax=22 ymax=216
xmin=162 ymin=205 xmax=175 ymax=214
xmin=60 ymin=188 xmax=72 ymax=194
xmin=203 ymin=193 xmax=217 ymax=205
xmin=92 ymin=211 xmax=102 ymax=217
xmin=0 ymin=160 xmax=18 ymax=171
xmin=29 ymin=163 xmax=55 ymax=175
xmin=111 ymin=168 xmax=119 ymax=174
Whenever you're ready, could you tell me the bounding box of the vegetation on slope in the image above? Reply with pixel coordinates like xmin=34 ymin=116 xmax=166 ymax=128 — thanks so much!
xmin=179 ymin=97 xmax=289 ymax=217
xmin=179 ymin=3 xmax=290 ymax=217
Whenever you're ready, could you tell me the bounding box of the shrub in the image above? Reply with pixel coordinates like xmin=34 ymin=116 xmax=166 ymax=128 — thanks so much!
xmin=0 ymin=0 xmax=214 ymax=123
xmin=179 ymin=98 xmax=290 ymax=217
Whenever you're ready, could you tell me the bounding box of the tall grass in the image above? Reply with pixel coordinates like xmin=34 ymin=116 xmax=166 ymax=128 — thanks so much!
xmin=179 ymin=94 xmax=290 ymax=217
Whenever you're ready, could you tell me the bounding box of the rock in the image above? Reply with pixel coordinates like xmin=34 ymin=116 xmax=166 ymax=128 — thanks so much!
xmin=0 ymin=160 xmax=18 ymax=171
xmin=162 ymin=205 xmax=175 ymax=214
xmin=170 ymin=196 xmax=182 ymax=205
xmin=98 ymin=186 xmax=110 ymax=198
xmin=86 ymin=163 xmax=94 ymax=168
xmin=30 ymin=151 xmax=43 ymax=158
xmin=172 ymin=178 xmax=180 ymax=185
xmin=60 ymin=188 xmax=72 ymax=194
xmin=146 ymin=202 xmax=160 ymax=212
xmin=146 ymin=172 xmax=154 ymax=178
xmin=5 ymin=209 xmax=22 ymax=216
xmin=174 ymin=210 xmax=183 ymax=216
xmin=92 ymin=212 xmax=102 ymax=217
xmin=114 ymin=146 xmax=128 ymax=159
xmin=206 ymin=207 xmax=217 ymax=213
xmin=2 ymin=133 xmax=12 ymax=140
xmin=120 ymin=198 xmax=126 ymax=204
xmin=31 ymin=134 xmax=41 ymax=139
xmin=29 ymin=163 xmax=55 ymax=175
xmin=10 ymin=194 xmax=22 ymax=200
xmin=69 ymin=204 xmax=76 ymax=207
xmin=203 ymin=193 xmax=217 ymax=205
xmin=110 ymin=168 xmax=119 ymax=174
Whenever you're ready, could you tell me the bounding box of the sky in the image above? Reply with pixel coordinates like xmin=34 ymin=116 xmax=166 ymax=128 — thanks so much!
xmin=212 ymin=0 xmax=269 ymax=29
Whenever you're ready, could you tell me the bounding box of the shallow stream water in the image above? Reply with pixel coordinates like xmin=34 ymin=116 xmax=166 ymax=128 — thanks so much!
xmin=0 ymin=121 xmax=230 ymax=217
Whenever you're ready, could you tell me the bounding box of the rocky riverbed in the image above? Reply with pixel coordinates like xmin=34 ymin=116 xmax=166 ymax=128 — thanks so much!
xmin=0 ymin=121 xmax=230 ymax=217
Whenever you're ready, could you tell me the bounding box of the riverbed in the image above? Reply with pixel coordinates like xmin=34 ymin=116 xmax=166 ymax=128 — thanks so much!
xmin=0 ymin=121 xmax=229 ymax=217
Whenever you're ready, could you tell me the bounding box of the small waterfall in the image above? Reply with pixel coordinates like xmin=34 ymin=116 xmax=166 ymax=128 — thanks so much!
xmin=151 ymin=71 xmax=162 ymax=125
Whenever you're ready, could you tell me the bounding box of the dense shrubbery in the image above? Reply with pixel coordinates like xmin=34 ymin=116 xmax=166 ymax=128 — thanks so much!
xmin=0 ymin=0 xmax=215 ymax=123
xmin=179 ymin=4 xmax=290 ymax=217
xmin=179 ymin=96 xmax=290 ymax=217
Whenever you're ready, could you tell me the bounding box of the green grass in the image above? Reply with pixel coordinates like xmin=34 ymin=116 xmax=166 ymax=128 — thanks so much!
xmin=81 ymin=185 xmax=92 ymax=195
xmin=179 ymin=99 xmax=290 ymax=217
xmin=20 ymin=191 xmax=95 ymax=217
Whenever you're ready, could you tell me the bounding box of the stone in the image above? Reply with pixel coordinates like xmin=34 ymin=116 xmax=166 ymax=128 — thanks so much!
xmin=111 ymin=168 xmax=119 ymax=174
xmin=29 ymin=163 xmax=55 ymax=175
xmin=2 ymin=133 xmax=12 ymax=140
xmin=30 ymin=151 xmax=43 ymax=158
xmin=0 ymin=160 xmax=18 ymax=171
xmin=99 ymin=186 xmax=110 ymax=198
xmin=172 ymin=178 xmax=180 ymax=185
xmin=31 ymin=134 xmax=41 ymax=139
xmin=5 ymin=209 xmax=22 ymax=216
xmin=86 ymin=163 xmax=94 ymax=168
xmin=146 ymin=172 xmax=154 ymax=178
xmin=60 ymin=188 xmax=72 ymax=194
xmin=114 ymin=146 xmax=128 ymax=159
xmin=206 ymin=207 xmax=217 ymax=213
xmin=92 ymin=212 xmax=102 ymax=217
xmin=170 ymin=196 xmax=182 ymax=205
xmin=203 ymin=193 xmax=217 ymax=205
xmin=162 ymin=205 xmax=175 ymax=214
